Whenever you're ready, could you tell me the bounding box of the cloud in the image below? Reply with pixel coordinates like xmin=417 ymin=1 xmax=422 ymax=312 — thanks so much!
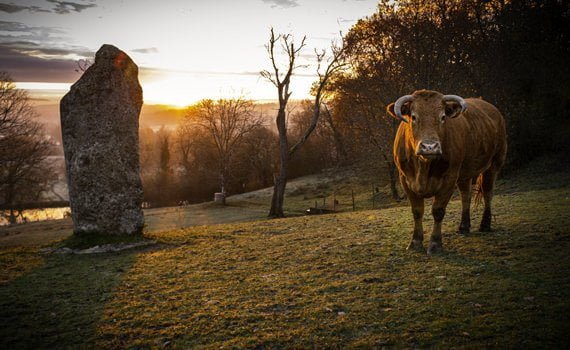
xmin=0 ymin=20 xmax=65 ymax=34
xmin=0 ymin=21 xmax=93 ymax=60
xmin=0 ymin=1 xmax=96 ymax=14
xmin=0 ymin=21 xmax=69 ymax=49
xmin=338 ymin=17 xmax=356 ymax=23
xmin=261 ymin=0 xmax=299 ymax=9
xmin=0 ymin=3 xmax=49 ymax=13
xmin=131 ymin=47 xmax=159 ymax=54
xmin=45 ymin=0 xmax=97 ymax=14
xmin=12 ymin=44 xmax=94 ymax=59
xmin=0 ymin=46 xmax=80 ymax=82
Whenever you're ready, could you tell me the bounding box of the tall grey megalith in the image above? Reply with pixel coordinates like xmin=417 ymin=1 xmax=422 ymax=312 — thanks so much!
xmin=60 ymin=44 xmax=144 ymax=235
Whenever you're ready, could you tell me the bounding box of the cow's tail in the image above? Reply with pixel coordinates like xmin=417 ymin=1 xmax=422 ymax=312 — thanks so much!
xmin=473 ymin=173 xmax=484 ymax=208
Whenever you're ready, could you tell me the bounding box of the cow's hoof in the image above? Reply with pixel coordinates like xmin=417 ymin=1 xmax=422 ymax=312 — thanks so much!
xmin=479 ymin=225 xmax=492 ymax=232
xmin=427 ymin=241 xmax=443 ymax=255
xmin=407 ymin=239 xmax=424 ymax=252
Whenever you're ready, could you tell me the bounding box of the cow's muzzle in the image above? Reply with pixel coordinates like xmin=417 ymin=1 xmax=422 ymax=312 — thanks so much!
xmin=416 ymin=140 xmax=442 ymax=157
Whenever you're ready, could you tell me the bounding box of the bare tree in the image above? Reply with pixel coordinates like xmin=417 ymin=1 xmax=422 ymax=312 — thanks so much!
xmin=330 ymin=79 xmax=403 ymax=200
xmin=0 ymin=72 xmax=57 ymax=224
xmin=157 ymin=127 xmax=171 ymax=183
xmin=261 ymin=28 xmax=345 ymax=217
xmin=175 ymin=121 xmax=196 ymax=176
xmin=185 ymin=97 xmax=262 ymax=204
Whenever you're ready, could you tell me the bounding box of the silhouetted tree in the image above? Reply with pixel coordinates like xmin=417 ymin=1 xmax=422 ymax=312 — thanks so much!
xmin=331 ymin=0 xmax=570 ymax=171
xmin=175 ymin=121 xmax=196 ymax=177
xmin=289 ymin=100 xmax=336 ymax=178
xmin=184 ymin=97 xmax=262 ymax=204
xmin=235 ymin=125 xmax=276 ymax=190
xmin=156 ymin=126 xmax=172 ymax=206
xmin=261 ymin=27 xmax=345 ymax=217
xmin=0 ymin=72 xmax=57 ymax=224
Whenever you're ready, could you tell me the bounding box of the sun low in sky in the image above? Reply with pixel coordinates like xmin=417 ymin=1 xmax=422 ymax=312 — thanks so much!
xmin=1 ymin=0 xmax=377 ymax=107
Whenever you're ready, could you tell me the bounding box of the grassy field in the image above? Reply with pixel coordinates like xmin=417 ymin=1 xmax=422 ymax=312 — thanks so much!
xmin=0 ymin=162 xmax=391 ymax=247
xmin=227 ymin=163 xmax=401 ymax=214
xmin=0 ymin=159 xmax=569 ymax=348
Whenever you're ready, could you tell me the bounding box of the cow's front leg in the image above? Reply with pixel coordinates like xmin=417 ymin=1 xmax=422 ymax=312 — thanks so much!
xmin=428 ymin=189 xmax=454 ymax=255
xmin=402 ymin=179 xmax=425 ymax=251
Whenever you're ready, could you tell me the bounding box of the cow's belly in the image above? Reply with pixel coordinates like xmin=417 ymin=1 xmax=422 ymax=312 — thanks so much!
xmin=458 ymin=153 xmax=494 ymax=179
xmin=459 ymin=128 xmax=500 ymax=178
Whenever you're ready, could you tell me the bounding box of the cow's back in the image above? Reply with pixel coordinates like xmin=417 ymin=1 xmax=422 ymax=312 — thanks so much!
xmin=454 ymin=98 xmax=507 ymax=179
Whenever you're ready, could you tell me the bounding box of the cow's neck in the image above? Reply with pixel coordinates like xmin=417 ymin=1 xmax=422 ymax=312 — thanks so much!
xmin=414 ymin=158 xmax=432 ymax=188
xmin=403 ymin=154 xmax=450 ymax=196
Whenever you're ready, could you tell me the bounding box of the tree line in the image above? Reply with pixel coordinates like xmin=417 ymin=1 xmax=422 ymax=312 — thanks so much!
xmin=0 ymin=73 xmax=58 ymax=224
xmin=325 ymin=0 xmax=569 ymax=191
xmin=139 ymin=98 xmax=337 ymax=208
xmin=1 ymin=0 xmax=568 ymax=220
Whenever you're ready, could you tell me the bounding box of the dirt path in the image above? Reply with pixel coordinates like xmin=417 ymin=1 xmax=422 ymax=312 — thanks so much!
xmin=0 ymin=203 xmax=268 ymax=248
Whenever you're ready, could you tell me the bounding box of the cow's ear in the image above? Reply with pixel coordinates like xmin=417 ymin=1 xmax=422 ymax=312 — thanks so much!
xmin=444 ymin=101 xmax=463 ymax=119
xmin=387 ymin=102 xmax=411 ymax=121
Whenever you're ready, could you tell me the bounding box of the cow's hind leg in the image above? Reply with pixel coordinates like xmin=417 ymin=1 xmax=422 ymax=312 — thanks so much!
xmin=402 ymin=178 xmax=425 ymax=251
xmin=479 ymin=169 xmax=497 ymax=232
xmin=457 ymin=178 xmax=472 ymax=234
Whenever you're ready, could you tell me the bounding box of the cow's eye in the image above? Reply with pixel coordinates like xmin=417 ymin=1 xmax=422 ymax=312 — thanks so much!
xmin=440 ymin=114 xmax=446 ymax=123
xmin=411 ymin=114 xmax=417 ymax=122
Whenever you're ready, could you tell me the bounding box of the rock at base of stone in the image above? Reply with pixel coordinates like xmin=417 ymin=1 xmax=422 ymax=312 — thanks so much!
xmin=60 ymin=44 xmax=144 ymax=235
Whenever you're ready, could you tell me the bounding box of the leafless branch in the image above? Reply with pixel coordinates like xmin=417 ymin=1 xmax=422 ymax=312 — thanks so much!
xmin=75 ymin=59 xmax=92 ymax=73
xmin=288 ymin=38 xmax=347 ymax=156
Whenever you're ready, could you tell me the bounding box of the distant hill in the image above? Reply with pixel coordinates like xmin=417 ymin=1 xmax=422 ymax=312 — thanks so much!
xmin=32 ymin=102 xmax=187 ymax=129
xmin=139 ymin=104 xmax=186 ymax=128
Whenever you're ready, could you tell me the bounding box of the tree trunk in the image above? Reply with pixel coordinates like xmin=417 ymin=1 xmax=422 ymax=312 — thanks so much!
xmin=269 ymin=164 xmax=287 ymax=217
xmin=387 ymin=159 xmax=401 ymax=201
xmin=269 ymin=108 xmax=289 ymax=218
xmin=323 ymin=106 xmax=348 ymax=165
xmin=220 ymin=162 xmax=228 ymax=205
xmin=380 ymin=153 xmax=401 ymax=201
xmin=6 ymin=185 xmax=16 ymax=225
xmin=9 ymin=208 xmax=16 ymax=225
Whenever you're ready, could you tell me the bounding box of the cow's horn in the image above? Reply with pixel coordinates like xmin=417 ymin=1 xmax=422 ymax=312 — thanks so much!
xmin=442 ymin=95 xmax=467 ymax=114
xmin=393 ymin=95 xmax=414 ymax=123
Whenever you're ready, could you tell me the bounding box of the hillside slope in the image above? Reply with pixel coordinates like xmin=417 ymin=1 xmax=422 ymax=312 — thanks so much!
xmin=1 ymin=158 xmax=569 ymax=348
xmin=0 ymin=162 xmax=392 ymax=246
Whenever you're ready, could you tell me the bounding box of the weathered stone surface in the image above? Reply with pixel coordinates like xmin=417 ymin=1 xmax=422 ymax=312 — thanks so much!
xmin=60 ymin=44 xmax=144 ymax=235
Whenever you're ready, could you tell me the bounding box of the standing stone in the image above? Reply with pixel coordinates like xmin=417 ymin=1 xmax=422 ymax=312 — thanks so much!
xmin=60 ymin=44 xmax=144 ymax=235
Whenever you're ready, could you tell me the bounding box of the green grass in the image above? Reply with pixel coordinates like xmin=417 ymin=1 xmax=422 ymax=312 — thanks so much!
xmin=228 ymin=162 xmax=404 ymax=215
xmin=0 ymin=252 xmax=136 ymax=348
xmin=1 ymin=161 xmax=569 ymax=348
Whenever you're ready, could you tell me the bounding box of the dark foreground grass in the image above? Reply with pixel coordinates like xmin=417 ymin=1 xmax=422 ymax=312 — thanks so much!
xmin=1 ymin=168 xmax=569 ymax=348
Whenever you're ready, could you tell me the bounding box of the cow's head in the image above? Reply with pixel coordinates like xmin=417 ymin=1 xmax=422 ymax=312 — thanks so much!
xmin=387 ymin=90 xmax=467 ymax=159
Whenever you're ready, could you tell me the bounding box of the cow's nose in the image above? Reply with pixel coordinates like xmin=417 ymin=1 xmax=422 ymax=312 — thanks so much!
xmin=417 ymin=140 xmax=442 ymax=155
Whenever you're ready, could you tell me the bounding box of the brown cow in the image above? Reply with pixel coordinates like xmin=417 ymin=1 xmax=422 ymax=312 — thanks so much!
xmin=387 ymin=90 xmax=507 ymax=254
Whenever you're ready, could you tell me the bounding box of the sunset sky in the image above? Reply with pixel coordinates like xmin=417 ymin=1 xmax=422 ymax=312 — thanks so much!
xmin=1 ymin=0 xmax=377 ymax=107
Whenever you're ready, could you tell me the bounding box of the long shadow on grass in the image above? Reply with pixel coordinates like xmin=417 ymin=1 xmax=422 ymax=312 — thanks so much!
xmin=0 ymin=250 xmax=138 ymax=348
xmin=436 ymin=229 xmax=570 ymax=347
